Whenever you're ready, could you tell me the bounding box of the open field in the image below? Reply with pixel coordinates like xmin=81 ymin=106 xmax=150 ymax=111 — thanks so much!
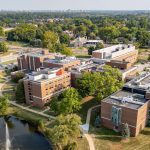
xmin=6 ymin=41 xmax=29 ymax=47
xmin=138 ymin=48 xmax=150 ymax=62
xmin=0 ymin=72 xmax=7 ymax=83
xmin=90 ymin=124 xmax=150 ymax=150
xmin=1 ymin=59 xmax=17 ymax=65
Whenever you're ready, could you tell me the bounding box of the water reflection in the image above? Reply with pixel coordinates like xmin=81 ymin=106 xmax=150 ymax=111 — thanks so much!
xmin=0 ymin=116 xmax=52 ymax=150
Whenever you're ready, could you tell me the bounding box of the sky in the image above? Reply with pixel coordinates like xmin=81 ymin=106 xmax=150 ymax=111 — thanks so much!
xmin=0 ymin=0 xmax=150 ymax=11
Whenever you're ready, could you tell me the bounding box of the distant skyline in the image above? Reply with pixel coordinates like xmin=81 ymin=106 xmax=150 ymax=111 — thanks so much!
xmin=0 ymin=0 xmax=150 ymax=10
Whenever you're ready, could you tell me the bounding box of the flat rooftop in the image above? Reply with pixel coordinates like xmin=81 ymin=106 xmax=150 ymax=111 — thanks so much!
xmin=93 ymin=44 xmax=134 ymax=53
xmin=103 ymin=90 xmax=148 ymax=110
xmin=44 ymin=56 xmax=79 ymax=65
xmin=21 ymin=50 xmax=54 ymax=58
xmin=71 ymin=62 xmax=104 ymax=73
xmin=28 ymin=68 xmax=59 ymax=76
xmin=125 ymin=72 xmax=150 ymax=91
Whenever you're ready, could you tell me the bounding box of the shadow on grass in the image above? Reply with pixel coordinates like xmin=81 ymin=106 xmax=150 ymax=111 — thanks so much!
xmin=90 ymin=126 xmax=122 ymax=143
xmin=90 ymin=126 xmax=120 ymax=136
xmin=141 ymin=129 xmax=150 ymax=136
xmin=95 ymin=135 xmax=122 ymax=142
xmin=78 ymin=97 xmax=99 ymax=123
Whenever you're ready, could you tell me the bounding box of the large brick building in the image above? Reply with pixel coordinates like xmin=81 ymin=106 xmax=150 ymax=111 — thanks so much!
xmin=92 ymin=44 xmax=138 ymax=66
xmin=17 ymin=50 xmax=54 ymax=71
xmin=101 ymin=72 xmax=150 ymax=136
xmin=23 ymin=68 xmax=71 ymax=107
xmin=43 ymin=54 xmax=81 ymax=71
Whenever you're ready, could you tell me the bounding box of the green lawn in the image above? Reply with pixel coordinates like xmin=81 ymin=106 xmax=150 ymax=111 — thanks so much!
xmin=6 ymin=41 xmax=29 ymax=47
xmin=76 ymin=54 xmax=91 ymax=58
xmin=8 ymin=106 xmax=49 ymax=124
xmin=0 ymin=72 xmax=7 ymax=83
xmin=78 ymin=96 xmax=100 ymax=123
xmin=2 ymin=59 xmax=17 ymax=65
xmin=2 ymin=82 xmax=16 ymax=90
xmin=0 ymin=51 xmax=16 ymax=57
xmin=90 ymin=126 xmax=150 ymax=150
xmin=75 ymin=137 xmax=90 ymax=150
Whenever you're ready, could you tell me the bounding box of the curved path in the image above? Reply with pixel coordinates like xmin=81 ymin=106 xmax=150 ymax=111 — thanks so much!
xmin=0 ymin=75 xmax=100 ymax=150
xmin=81 ymin=104 xmax=101 ymax=150
xmin=0 ymin=76 xmax=55 ymax=119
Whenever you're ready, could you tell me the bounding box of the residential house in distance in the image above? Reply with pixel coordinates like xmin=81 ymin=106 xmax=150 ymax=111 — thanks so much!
xmin=101 ymin=72 xmax=150 ymax=136
xmin=70 ymin=37 xmax=87 ymax=47
xmin=63 ymin=30 xmax=74 ymax=37
xmin=17 ymin=50 xmax=54 ymax=71
xmin=84 ymin=40 xmax=104 ymax=48
xmin=70 ymin=36 xmax=103 ymax=48
xmin=23 ymin=68 xmax=71 ymax=107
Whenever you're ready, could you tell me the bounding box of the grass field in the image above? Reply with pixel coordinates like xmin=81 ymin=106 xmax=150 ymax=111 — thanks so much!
xmin=76 ymin=54 xmax=91 ymax=58
xmin=0 ymin=72 xmax=7 ymax=83
xmin=78 ymin=96 xmax=99 ymax=123
xmin=6 ymin=41 xmax=29 ymax=47
xmin=90 ymin=126 xmax=150 ymax=150
xmin=138 ymin=48 xmax=150 ymax=62
xmin=1 ymin=59 xmax=17 ymax=65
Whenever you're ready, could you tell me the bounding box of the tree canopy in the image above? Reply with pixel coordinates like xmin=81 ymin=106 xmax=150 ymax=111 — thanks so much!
xmin=50 ymin=88 xmax=81 ymax=115
xmin=0 ymin=42 xmax=8 ymax=53
xmin=0 ymin=95 xmax=9 ymax=115
xmin=0 ymin=26 xmax=4 ymax=36
xmin=77 ymin=65 xmax=123 ymax=100
xmin=42 ymin=30 xmax=59 ymax=48
xmin=15 ymin=81 xmax=25 ymax=103
xmin=48 ymin=114 xmax=81 ymax=149
xmin=7 ymin=24 xmax=37 ymax=42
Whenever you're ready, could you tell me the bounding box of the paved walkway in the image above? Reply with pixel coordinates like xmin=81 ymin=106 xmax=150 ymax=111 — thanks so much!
xmin=0 ymin=77 xmax=55 ymax=120
xmin=86 ymin=104 xmax=101 ymax=125
xmin=81 ymin=104 xmax=101 ymax=150
xmin=9 ymin=101 xmax=55 ymax=119
xmin=0 ymin=77 xmax=10 ymax=96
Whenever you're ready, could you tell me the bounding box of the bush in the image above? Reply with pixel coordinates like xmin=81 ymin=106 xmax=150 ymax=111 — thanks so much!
xmin=64 ymin=142 xmax=77 ymax=150
xmin=0 ymin=42 xmax=8 ymax=53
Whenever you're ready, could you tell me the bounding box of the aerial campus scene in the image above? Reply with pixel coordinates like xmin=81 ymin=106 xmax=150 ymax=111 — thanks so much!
xmin=0 ymin=0 xmax=150 ymax=150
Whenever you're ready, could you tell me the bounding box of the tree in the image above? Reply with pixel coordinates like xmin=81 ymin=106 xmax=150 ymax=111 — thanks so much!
xmin=7 ymin=24 xmax=37 ymax=42
xmin=42 ymin=31 xmax=59 ymax=48
xmin=30 ymin=39 xmax=42 ymax=47
xmin=136 ymin=29 xmax=150 ymax=47
xmin=95 ymin=43 xmax=104 ymax=50
xmin=122 ymin=123 xmax=130 ymax=139
xmin=148 ymin=54 xmax=150 ymax=61
xmin=50 ymin=88 xmax=81 ymax=114
xmin=11 ymin=72 xmax=24 ymax=83
xmin=88 ymin=43 xmax=104 ymax=55
xmin=60 ymin=34 xmax=70 ymax=45
xmin=99 ymin=26 xmax=120 ymax=43
xmin=49 ymin=114 xmax=81 ymax=149
xmin=88 ymin=46 xmax=95 ymax=55
xmin=15 ymin=81 xmax=25 ymax=103
xmin=49 ymin=43 xmax=73 ymax=56
xmin=0 ymin=95 xmax=9 ymax=115
xmin=0 ymin=26 xmax=4 ymax=36
xmin=0 ymin=42 xmax=8 ymax=53
xmin=77 ymin=65 xmax=123 ymax=100
xmin=96 ymin=65 xmax=123 ymax=100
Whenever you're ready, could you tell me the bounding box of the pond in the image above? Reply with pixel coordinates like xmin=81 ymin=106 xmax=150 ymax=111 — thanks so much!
xmin=0 ymin=116 xmax=53 ymax=150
